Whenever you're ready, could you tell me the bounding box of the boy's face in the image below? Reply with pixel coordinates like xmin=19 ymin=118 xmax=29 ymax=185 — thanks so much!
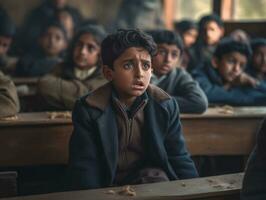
xmin=73 ymin=33 xmax=100 ymax=70
xmin=214 ymin=52 xmax=247 ymax=83
xmin=103 ymin=47 xmax=152 ymax=104
xmin=0 ymin=36 xmax=12 ymax=56
xmin=204 ymin=21 xmax=224 ymax=46
xmin=152 ymin=43 xmax=180 ymax=77
xmin=183 ymin=28 xmax=198 ymax=48
xmin=40 ymin=26 xmax=67 ymax=57
xmin=252 ymin=46 xmax=266 ymax=73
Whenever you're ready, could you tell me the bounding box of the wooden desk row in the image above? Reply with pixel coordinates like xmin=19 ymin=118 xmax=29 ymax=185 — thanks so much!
xmin=0 ymin=107 xmax=265 ymax=167
xmin=3 ymin=173 xmax=243 ymax=200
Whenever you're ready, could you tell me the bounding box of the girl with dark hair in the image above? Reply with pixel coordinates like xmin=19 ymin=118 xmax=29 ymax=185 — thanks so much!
xmin=37 ymin=24 xmax=107 ymax=110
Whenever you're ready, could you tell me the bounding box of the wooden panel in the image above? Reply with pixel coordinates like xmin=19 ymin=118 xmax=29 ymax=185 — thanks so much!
xmin=182 ymin=118 xmax=259 ymax=155
xmin=4 ymin=173 xmax=243 ymax=200
xmin=0 ymin=113 xmax=72 ymax=166
xmin=224 ymin=21 xmax=266 ymax=38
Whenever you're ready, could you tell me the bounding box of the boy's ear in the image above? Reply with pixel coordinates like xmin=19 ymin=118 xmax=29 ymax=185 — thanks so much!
xmin=211 ymin=57 xmax=219 ymax=69
xmin=102 ymin=65 xmax=113 ymax=81
xmin=220 ymin=27 xmax=225 ymax=37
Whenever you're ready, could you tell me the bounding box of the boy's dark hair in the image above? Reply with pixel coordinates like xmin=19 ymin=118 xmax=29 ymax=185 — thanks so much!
xmin=214 ymin=38 xmax=252 ymax=60
xmin=174 ymin=20 xmax=198 ymax=34
xmin=147 ymin=29 xmax=183 ymax=53
xmin=40 ymin=20 xmax=68 ymax=42
xmin=101 ymin=29 xmax=157 ymax=69
xmin=0 ymin=12 xmax=16 ymax=38
xmin=251 ymin=38 xmax=266 ymax=52
xmin=64 ymin=24 xmax=106 ymax=71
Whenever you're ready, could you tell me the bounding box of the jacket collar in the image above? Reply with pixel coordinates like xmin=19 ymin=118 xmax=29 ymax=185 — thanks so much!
xmin=85 ymin=82 xmax=170 ymax=111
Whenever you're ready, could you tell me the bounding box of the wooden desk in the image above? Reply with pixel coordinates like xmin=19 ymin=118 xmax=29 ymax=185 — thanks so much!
xmin=0 ymin=112 xmax=72 ymax=167
xmin=3 ymin=173 xmax=243 ymax=200
xmin=0 ymin=107 xmax=264 ymax=167
xmin=181 ymin=107 xmax=265 ymax=156
xmin=12 ymin=77 xmax=39 ymax=86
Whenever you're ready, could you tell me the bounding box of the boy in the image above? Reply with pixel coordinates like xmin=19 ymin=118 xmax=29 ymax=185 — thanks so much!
xmin=247 ymin=38 xmax=266 ymax=81
xmin=16 ymin=21 xmax=68 ymax=77
xmin=18 ymin=0 xmax=82 ymax=54
xmin=174 ymin=20 xmax=198 ymax=71
xmin=194 ymin=14 xmax=225 ymax=65
xmin=0 ymin=11 xmax=17 ymax=75
xmin=149 ymin=30 xmax=208 ymax=114
xmin=193 ymin=38 xmax=266 ymax=106
xmin=0 ymin=71 xmax=19 ymax=117
xmin=67 ymin=29 xmax=198 ymax=190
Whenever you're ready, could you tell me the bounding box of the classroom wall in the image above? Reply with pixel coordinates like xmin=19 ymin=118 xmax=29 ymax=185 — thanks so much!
xmin=0 ymin=0 xmax=122 ymax=27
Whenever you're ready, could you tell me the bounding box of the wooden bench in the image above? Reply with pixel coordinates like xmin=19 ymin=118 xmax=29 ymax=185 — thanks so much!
xmin=3 ymin=173 xmax=243 ymax=200
xmin=0 ymin=107 xmax=264 ymax=167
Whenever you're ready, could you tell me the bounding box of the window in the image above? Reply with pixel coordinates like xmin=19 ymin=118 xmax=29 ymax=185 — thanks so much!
xmin=233 ymin=0 xmax=266 ymax=20
xmin=174 ymin=0 xmax=212 ymax=20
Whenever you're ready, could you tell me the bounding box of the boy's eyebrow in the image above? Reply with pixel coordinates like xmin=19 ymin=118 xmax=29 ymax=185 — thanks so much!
xmin=121 ymin=58 xmax=151 ymax=63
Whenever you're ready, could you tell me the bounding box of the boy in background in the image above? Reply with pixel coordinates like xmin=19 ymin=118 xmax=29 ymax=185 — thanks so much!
xmin=149 ymin=30 xmax=208 ymax=113
xmin=0 ymin=10 xmax=17 ymax=75
xmin=193 ymin=38 xmax=266 ymax=106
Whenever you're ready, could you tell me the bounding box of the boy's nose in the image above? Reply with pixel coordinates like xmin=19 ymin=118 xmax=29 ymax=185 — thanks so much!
xmin=135 ymin=65 xmax=144 ymax=77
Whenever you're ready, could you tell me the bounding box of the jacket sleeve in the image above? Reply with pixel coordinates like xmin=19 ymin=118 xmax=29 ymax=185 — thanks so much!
xmin=173 ymin=69 xmax=208 ymax=114
xmin=241 ymin=147 xmax=266 ymax=200
xmin=164 ymin=98 xmax=199 ymax=179
xmin=0 ymin=71 xmax=20 ymax=117
xmin=38 ymin=74 xmax=89 ymax=110
xmin=66 ymin=99 xmax=104 ymax=190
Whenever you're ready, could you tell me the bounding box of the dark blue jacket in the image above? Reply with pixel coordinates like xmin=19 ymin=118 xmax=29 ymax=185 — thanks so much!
xmin=67 ymin=83 xmax=198 ymax=190
xmin=192 ymin=62 xmax=266 ymax=106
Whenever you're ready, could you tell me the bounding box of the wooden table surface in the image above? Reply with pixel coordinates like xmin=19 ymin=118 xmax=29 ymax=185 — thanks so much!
xmin=2 ymin=173 xmax=243 ymax=200
xmin=0 ymin=107 xmax=265 ymax=167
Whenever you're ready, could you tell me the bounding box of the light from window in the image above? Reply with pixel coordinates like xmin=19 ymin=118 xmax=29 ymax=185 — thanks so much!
xmin=234 ymin=0 xmax=266 ymax=20
xmin=174 ymin=0 xmax=212 ymax=20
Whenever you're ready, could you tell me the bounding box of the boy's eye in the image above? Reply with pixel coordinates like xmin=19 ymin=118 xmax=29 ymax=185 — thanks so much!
xmin=227 ymin=58 xmax=236 ymax=64
xmin=143 ymin=62 xmax=151 ymax=70
xmin=171 ymin=52 xmax=179 ymax=59
xmin=123 ymin=62 xmax=134 ymax=70
xmin=158 ymin=49 xmax=167 ymax=56
xmin=88 ymin=45 xmax=96 ymax=53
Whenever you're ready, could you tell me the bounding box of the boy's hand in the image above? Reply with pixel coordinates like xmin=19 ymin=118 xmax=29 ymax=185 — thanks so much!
xmin=232 ymin=73 xmax=259 ymax=88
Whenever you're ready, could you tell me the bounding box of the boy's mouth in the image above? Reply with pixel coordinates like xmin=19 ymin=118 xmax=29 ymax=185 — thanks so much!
xmin=132 ymin=80 xmax=145 ymax=90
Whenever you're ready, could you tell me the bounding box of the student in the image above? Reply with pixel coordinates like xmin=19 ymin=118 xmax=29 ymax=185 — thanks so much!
xmin=194 ymin=14 xmax=225 ymax=65
xmin=18 ymin=0 xmax=82 ymax=54
xmin=148 ymin=30 xmax=208 ymax=114
xmin=16 ymin=21 xmax=68 ymax=77
xmin=0 ymin=9 xmax=17 ymax=75
xmin=67 ymin=29 xmax=198 ymax=190
xmin=247 ymin=38 xmax=266 ymax=81
xmin=38 ymin=25 xmax=107 ymax=110
xmin=56 ymin=7 xmax=81 ymax=40
xmin=174 ymin=20 xmax=198 ymax=71
xmin=241 ymin=118 xmax=266 ymax=200
xmin=0 ymin=71 xmax=19 ymax=117
xmin=193 ymin=38 xmax=266 ymax=106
